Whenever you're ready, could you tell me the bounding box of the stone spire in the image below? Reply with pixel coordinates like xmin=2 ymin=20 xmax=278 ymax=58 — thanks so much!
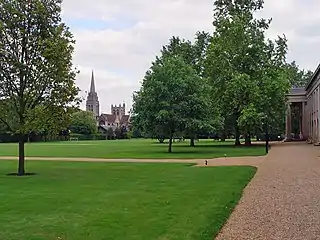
xmin=86 ymin=70 xmax=99 ymax=118
xmin=90 ymin=70 xmax=95 ymax=93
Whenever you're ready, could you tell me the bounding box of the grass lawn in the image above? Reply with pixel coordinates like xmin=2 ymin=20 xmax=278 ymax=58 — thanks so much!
xmin=0 ymin=161 xmax=256 ymax=240
xmin=0 ymin=139 xmax=265 ymax=159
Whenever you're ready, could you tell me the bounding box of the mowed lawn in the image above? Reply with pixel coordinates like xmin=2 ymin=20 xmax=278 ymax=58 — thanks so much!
xmin=0 ymin=161 xmax=256 ymax=240
xmin=0 ymin=139 xmax=265 ymax=159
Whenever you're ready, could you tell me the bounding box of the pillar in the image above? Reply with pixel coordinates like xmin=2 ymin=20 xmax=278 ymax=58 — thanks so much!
xmin=312 ymin=92 xmax=315 ymax=142
xmin=285 ymin=103 xmax=292 ymax=140
xmin=302 ymin=102 xmax=307 ymax=139
xmin=305 ymin=101 xmax=310 ymax=140
xmin=317 ymin=87 xmax=320 ymax=143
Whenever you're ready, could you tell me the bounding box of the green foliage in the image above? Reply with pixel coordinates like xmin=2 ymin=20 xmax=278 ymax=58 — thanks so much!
xmin=205 ymin=0 xmax=291 ymax=144
xmin=114 ymin=127 xmax=121 ymax=139
xmin=156 ymin=32 xmax=212 ymax=78
xmin=0 ymin=0 xmax=79 ymax=174
xmin=133 ymin=55 xmax=215 ymax=152
xmin=106 ymin=127 xmax=114 ymax=140
xmin=130 ymin=126 xmax=143 ymax=138
xmin=70 ymin=110 xmax=97 ymax=135
xmin=134 ymin=33 xmax=220 ymax=148
xmin=0 ymin=121 xmax=8 ymax=133
xmin=286 ymin=61 xmax=314 ymax=88
xmin=69 ymin=133 xmax=106 ymax=141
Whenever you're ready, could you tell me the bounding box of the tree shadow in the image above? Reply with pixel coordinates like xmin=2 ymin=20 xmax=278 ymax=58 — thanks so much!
xmin=6 ymin=172 xmax=37 ymax=176
xmin=173 ymin=144 xmax=264 ymax=149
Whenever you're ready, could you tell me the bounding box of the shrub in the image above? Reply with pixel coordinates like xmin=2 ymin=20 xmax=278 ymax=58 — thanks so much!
xmin=69 ymin=133 xmax=106 ymax=141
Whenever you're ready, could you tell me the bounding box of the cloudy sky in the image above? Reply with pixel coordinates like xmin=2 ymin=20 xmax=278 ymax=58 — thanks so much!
xmin=61 ymin=0 xmax=320 ymax=114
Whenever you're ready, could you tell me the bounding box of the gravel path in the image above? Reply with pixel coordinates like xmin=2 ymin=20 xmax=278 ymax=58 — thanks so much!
xmin=0 ymin=155 xmax=265 ymax=167
xmin=216 ymin=142 xmax=320 ymax=240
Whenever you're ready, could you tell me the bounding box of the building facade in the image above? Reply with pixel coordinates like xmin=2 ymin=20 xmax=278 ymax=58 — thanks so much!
xmin=286 ymin=64 xmax=320 ymax=144
xmin=85 ymin=71 xmax=130 ymax=132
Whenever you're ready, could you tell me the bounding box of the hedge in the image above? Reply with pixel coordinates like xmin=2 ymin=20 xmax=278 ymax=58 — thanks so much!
xmin=69 ymin=133 xmax=106 ymax=140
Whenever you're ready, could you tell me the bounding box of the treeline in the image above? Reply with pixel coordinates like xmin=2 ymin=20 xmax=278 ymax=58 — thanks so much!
xmin=132 ymin=0 xmax=313 ymax=152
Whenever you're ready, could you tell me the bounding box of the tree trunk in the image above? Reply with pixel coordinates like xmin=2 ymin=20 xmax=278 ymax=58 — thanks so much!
xmin=235 ymin=124 xmax=241 ymax=146
xmin=220 ymin=132 xmax=226 ymax=142
xmin=190 ymin=137 xmax=195 ymax=147
xmin=244 ymin=133 xmax=251 ymax=146
xmin=18 ymin=134 xmax=25 ymax=175
xmin=168 ymin=136 xmax=173 ymax=153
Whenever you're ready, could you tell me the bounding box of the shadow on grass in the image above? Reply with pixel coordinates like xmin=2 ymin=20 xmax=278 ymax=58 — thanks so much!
xmin=6 ymin=172 xmax=37 ymax=177
xmin=155 ymin=144 xmax=265 ymax=149
xmin=151 ymin=140 xmax=264 ymax=147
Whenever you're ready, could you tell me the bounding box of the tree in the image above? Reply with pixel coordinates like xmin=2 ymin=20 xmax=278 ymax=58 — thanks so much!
xmin=151 ymin=33 xmax=219 ymax=146
xmin=0 ymin=0 xmax=79 ymax=175
xmin=133 ymin=55 xmax=215 ymax=153
xmin=205 ymin=0 xmax=291 ymax=145
xmin=114 ymin=127 xmax=121 ymax=139
xmin=69 ymin=110 xmax=97 ymax=135
xmin=107 ymin=127 xmax=114 ymax=140
xmin=286 ymin=61 xmax=314 ymax=88
xmin=120 ymin=125 xmax=128 ymax=139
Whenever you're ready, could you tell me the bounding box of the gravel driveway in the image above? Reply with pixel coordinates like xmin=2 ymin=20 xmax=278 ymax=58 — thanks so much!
xmin=216 ymin=142 xmax=320 ymax=240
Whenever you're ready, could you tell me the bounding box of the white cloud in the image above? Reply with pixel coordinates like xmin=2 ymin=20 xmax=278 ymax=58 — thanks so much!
xmin=62 ymin=0 xmax=320 ymax=113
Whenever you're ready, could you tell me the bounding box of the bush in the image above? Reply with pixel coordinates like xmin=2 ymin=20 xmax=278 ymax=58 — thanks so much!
xmin=0 ymin=134 xmax=26 ymax=143
xmin=69 ymin=133 xmax=106 ymax=141
xmin=0 ymin=133 xmax=66 ymax=143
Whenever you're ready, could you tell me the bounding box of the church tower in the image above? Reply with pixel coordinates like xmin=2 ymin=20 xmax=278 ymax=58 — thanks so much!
xmin=111 ymin=103 xmax=125 ymax=120
xmin=86 ymin=70 xmax=100 ymax=118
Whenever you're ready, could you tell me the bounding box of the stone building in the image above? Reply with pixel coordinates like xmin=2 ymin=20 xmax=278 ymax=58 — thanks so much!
xmin=286 ymin=64 xmax=320 ymax=144
xmin=85 ymin=71 xmax=99 ymax=118
xmin=85 ymin=71 xmax=130 ymax=132
xmin=98 ymin=104 xmax=130 ymax=131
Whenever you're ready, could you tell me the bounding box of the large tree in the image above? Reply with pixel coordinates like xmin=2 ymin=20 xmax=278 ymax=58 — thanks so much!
xmin=205 ymin=0 xmax=290 ymax=145
xmin=0 ymin=0 xmax=79 ymax=175
xmin=133 ymin=55 xmax=215 ymax=153
xmin=153 ymin=33 xmax=219 ymax=146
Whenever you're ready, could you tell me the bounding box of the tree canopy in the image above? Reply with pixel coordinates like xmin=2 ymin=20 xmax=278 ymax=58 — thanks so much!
xmin=286 ymin=61 xmax=314 ymax=88
xmin=133 ymin=55 xmax=216 ymax=152
xmin=69 ymin=110 xmax=97 ymax=135
xmin=205 ymin=0 xmax=291 ymax=145
xmin=0 ymin=0 xmax=79 ymax=175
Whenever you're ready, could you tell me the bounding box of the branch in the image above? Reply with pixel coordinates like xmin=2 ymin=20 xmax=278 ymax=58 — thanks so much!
xmin=0 ymin=116 xmax=14 ymax=133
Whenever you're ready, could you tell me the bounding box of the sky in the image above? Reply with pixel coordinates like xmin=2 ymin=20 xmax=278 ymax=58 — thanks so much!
xmin=61 ymin=0 xmax=320 ymax=114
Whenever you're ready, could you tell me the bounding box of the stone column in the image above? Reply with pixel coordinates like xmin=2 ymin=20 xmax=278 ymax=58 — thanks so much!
xmin=318 ymin=88 xmax=320 ymax=143
xmin=305 ymin=101 xmax=310 ymax=140
xmin=302 ymin=102 xmax=307 ymax=139
xmin=285 ymin=103 xmax=292 ymax=141
xmin=312 ymin=93 xmax=315 ymax=142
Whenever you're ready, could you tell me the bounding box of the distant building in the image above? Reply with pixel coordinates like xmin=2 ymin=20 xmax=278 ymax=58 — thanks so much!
xmin=85 ymin=71 xmax=130 ymax=133
xmin=98 ymin=104 xmax=130 ymax=130
xmin=85 ymin=71 xmax=100 ymax=118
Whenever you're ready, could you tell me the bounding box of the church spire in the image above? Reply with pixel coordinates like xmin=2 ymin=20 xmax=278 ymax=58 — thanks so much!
xmin=90 ymin=70 xmax=96 ymax=93
xmin=86 ymin=70 xmax=100 ymax=118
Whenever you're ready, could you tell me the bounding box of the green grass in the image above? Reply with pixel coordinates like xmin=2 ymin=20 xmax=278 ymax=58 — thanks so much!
xmin=0 ymin=139 xmax=265 ymax=159
xmin=0 ymin=161 xmax=256 ymax=240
